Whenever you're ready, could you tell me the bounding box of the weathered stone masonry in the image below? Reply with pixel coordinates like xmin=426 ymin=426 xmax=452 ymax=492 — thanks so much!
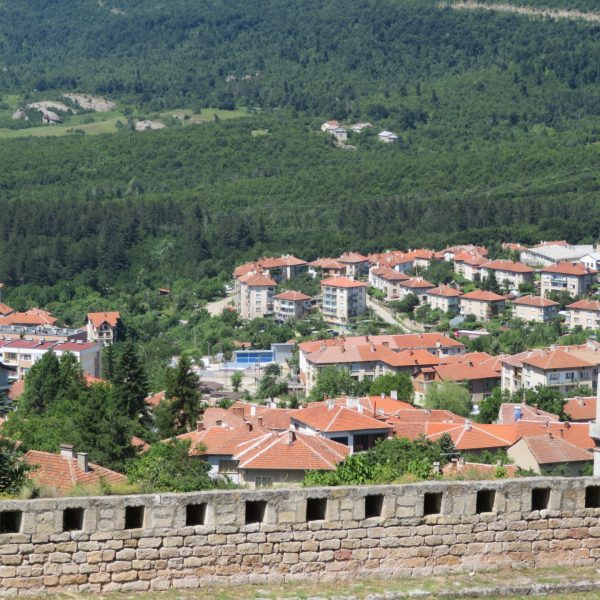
xmin=2 ymin=477 xmax=600 ymax=595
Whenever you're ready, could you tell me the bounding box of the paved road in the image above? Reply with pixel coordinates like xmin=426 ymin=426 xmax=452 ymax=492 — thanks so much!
xmin=367 ymin=296 xmax=411 ymax=332
xmin=205 ymin=293 xmax=234 ymax=316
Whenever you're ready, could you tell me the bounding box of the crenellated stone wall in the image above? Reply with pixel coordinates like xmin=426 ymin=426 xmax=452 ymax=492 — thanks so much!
xmin=1 ymin=477 xmax=600 ymax=595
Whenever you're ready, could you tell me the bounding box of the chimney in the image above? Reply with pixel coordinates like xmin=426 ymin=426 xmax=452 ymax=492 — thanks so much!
xmin=288 ymin=428 xmax=296 ymax=444
xmin=464 ymin=419 xmax=471 ymax=431
xmin=357 ymin=404 xmax=363 ymax=414
xmin=326 ymin=398 xmax=335 ymax=411
xmin=196 ymin=420 xmax=204 ymax=432
xmin=390 ymin=390 xmax=398 ymax=400
xmin=77 ymin=452 xmax=89 ymax=473
xmin=232 ymin=407 xmax=245 ymax=419
xmin=246 ymin=422 xmax=253 ymax=432
xmin=250 ymin=405 xmax=257 ymax=416
xmin=60 ymin=444 xmax=76 ymax=458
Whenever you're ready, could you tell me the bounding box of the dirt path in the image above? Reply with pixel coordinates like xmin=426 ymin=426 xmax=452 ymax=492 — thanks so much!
xmin=446 ymin=1 xmax=600 ymax=22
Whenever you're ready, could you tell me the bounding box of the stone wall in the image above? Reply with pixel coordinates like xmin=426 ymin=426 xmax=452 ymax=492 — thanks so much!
xmin=2 ymin=477 xmax=600 ymax=595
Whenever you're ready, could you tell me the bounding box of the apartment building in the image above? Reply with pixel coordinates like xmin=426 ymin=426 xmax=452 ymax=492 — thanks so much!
xmin=0 ymin=324 xmax=86 ymax=343
xmin=273 ymin=291 xmax=312 ymax=322
xmin=307 ymin=258 xmax=348 ymax=279
xmin=539 ymin=262 xmax=597 ymax=298
xmin=512 ymin=295 xmax=559 ymax=323
xmin=425 ymin=285 xmax=461 ymax=313
xmin=0 ymin=339 xmax=102 ymax=381
xmin=480 ymin=260 xmax=534 ymax=289
xmin=320 ymin=277 xmax=367 ymax=325
xmin=453 ymin=253 xmax=488 ymax=281
xmin=369 ymin=266 xmax=409 ymax=300
xmin=501 ymin=346 xmax=598 ymax=395
xmin=520 ymin=241 xmax=596 ymax=267
xmin=86 ymin=312 xmax=122 ymax=345
xmin=236 ymin=272 xmax=277 ymax=320
xmin=397 ymin=277 xmax=435 ymax=302
xmin=460 ymin=290 xmax=506 ymax=321
xmin=566 ymin=299 xmax=600 ymax=330
xmin=336 ymin=252 xmax=370 ymax=277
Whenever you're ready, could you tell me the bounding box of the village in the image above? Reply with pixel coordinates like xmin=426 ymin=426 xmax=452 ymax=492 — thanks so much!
xmin=1 ymin=239 xmax=600 ymax=495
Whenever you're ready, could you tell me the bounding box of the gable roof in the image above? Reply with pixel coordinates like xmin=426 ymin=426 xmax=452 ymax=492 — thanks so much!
xmin=337 ymin=252 xmax=368 ymax=264
xmin=460 ymin=290 xmax=505 ymax=302
xmin=427 ymin=285 xmax=462 ymax=298
xmin=498 ymin=403 xmax=559 ymax=424
xmin=0 ymin=302 xmax=14 ymax=316
xmin=564 ymin=396 xmax=596 ymax=421
xmin=513 ymin=295 xmax=558 ymax=307
xmin=308 ymin=258 xmax=347 ymax=270
xmin=236 ymin=430 xmax=349 ymax=471
xmin=87 ymin=311 xmax=121 ymax=328
xmin=431 ymin=362 xmax=501 ymax=383
xmin=482 ymin=260 xmax=533 ymax=274
xmin=177 ymin=422 xmax=268 ymax=456
xmin=540 ymin=262 xmax=596 ymax=276
xmin=274 ymin=290 xmax=312 ymax=301
xmin=290 ymin=403 xmax=392 ymax=433
xmin=515 ymin=435 xmax=592 ymax=464
xmin=321 ymin=276 xmax=367 ymax=289
xmin=567 ymin=299 xmax=600 ymax=312
xmin=239 ymin=272 xmax=277 ymax=287
xmin=24 ymin=450 xmax=126 ymax=493
xmin=258 ymin=255 xmax=307 ymax=269
xmin=399 ymin=277 xmax=434 ymax=290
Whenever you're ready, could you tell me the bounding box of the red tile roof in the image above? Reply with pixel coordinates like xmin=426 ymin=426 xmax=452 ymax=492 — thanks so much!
xmin=258 ymin=255 xmax=307 ymax=269
xmin=239 ymin=272 xmax=277 ymax=287
xmin=482 ymin=260 xmax=534 ymax=274
xmin=427 ymin=285 xmax=462 ymax=298
xmin=0 ymin=302 xmax=13 ymax=316
xmin=515 ymin=435 xmax=592 ymax=464
xmin=431 ymin=362 xmax=501 ymax=383
xmin=513 ymin=295 xmax=558 ymax=307
xmin=564 ymin=396 xmax=596 ymax=421
xmin=0 ymin=309 xmax=57 ymax=326
xmin=24 ymin=450 xmax=126 ymax=493
xmin=567 ymin=299 xmax=600 ymax=312
xmin=334 ymin=395 xmax=414 ymax=416
xmin=337 ymin=252 xmax=368 ymax=263
xmin=461 ymin=290 xmax=505 ymax=302
xmin=290 ymin=403 xmax=392 ymax=433
xmin=399 ymin=277 xmax=434 ymax=290
xmin=145 ymin=390 xmax=166 ymax=407
xmin=237 ymin=430 xmax=349 ymax=471
xmin=498 ymin=403 xmax=559 ymax=424
xmin=274 ymin=291 xmax=312 ymax=301
xmin=308 ymin=258 xmax=347 ymax=270
xmin=521 ymin=348 xmax=594 ymax=370
xmin=8 ymin=379 xmax=24 ymax=401
xmin=321 ymin=276 xmax=367 ymax=289
xmin=540 ymin=262 xmax=596 ymax=276
xmin=87 ymin=311 xmax=120 ymax=328
xmin=177 ymin=422 xmax=268 ymax=456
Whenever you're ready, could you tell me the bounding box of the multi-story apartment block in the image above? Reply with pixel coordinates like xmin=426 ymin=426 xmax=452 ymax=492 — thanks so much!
xmin=236 ymin=272 xmax=277 ymax=320
xmin=512 ymin=295 xmax=559 ymax=323
xmin=480 ymin=260 xmax=534 ymax=289
xmin=539 ymin=262 xmax=597 ymax=298
xmin=273 ymin=291 xmax=312 ymax=322
xmin=460 ymin=290 xmax=506 ymax=321
xmin=86 ymin=312 xmax=122 ymax=346
xmin=307 ymin=258 xmax=348 ymax=279
xmin=397 ymin=277 xmax=435 ymax=302
xmin=320 ymin=277 xmax=367 ymax=325
xmin=566 ymin=299 xmax=600 ymax=330
xmin=336 ymin=253 xmax=370 ymax=278
xmin=369 ymin=266 xmax=409 ymax=300
xmin=425 ymin=285 xmax=461 ymax=313
xmin=453 ymin=253 xmax=488 ymax=281
xmin=1 ymin=339 xmax=101 ymax=382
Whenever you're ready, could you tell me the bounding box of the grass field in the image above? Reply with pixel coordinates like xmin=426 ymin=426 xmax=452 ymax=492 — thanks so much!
xmin=0 ymin=103 xmax=248 ymax=139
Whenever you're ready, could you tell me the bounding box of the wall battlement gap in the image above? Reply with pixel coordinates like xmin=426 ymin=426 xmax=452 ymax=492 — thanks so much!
xmin=1 ymin=477 xmax=600 ymax=594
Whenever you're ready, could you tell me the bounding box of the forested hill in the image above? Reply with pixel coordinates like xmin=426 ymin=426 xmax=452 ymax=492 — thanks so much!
xmin=1 ymin=0 xmax=600 ymax=113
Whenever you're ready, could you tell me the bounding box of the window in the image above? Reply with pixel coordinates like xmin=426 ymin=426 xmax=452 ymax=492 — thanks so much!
xmin=124 ymin=506 xmax=145 ymax=529
xmin=63 ymin=508 xmax=84 ymax=531
xmin=186 ymin=503 xmax=206 ymax=526
xmin=218 ymin=460 xmax=238 ymax=474
xmin=476 ymin=490 xmax=495 ymax=514
xmin=0 ymin=511 xmax=22 ymax=534
xmin=306 ymin=498 xmax=327 ymax=521
xmin=255 ymin=476 xmax=273 ymax=489
xmin=245 ymin=500 xmax=266 ymax=524
xmin=585 ymin=486 xmax=600 ymax=509
xmin=531 ymin=488 xmax=550 ymax=511
xmin=424 ymin=492 xmax=442 ymax=515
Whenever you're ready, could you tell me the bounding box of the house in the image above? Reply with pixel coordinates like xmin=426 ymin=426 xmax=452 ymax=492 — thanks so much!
xmin=302 ymin=344 xmax=441 ymax=392
xmin=425 ymin=285 xmax=461 ymax=314
xmin=507 ymin=435 xmax=592 ymax=476
xmin=337 ymin=252 xmax=370 ymax=277
xmin=235 ymin=429 xmax=349 ymax=488
xmin=0 ymin=308 xmax=57 ymax=327
xmin=273 ymin=291 xmax=312 ymax=322
xmin=368 ymin=251 xmax=415 ymax=274
xmin=497 ymin=403 xmax=559 ymax=424
xmin=24 ymin=445 xmax=126 ymax=494
xmin=566 ymin=299 xmax=600 ymax=330
xmin=351 ymin=122 xmax=373 ymax=133
xmin=500 ymin=346 xmax=597 ymax=395
xmin=320 ymin=277 xmax=367 ymax=325
xmin=539 ymin=262 xmax=597 ymax=298
xmin=320 ymin=120 xmax=342 ymax=132
xmin=378 ymin=131 xmax=398 ymax=143
xmin=480 ymin=260 xmax=534 ymax=289
xmin=0 ymin=339 xmax=102 ymax=380
xmin=460 ymin=290 xmax=506 ymax=321
xmin=307 ymin=258 xmax=348 ymax=279
xmin=397 ymin=277 xmax=435 ymax=302
xmin=413 ymin=358 xmax=501 ymax=405
xmin=520 ymin=241 xmax=597 ymax=267
xmin=563 ymin=396 xmax=596 ymax=422
xmin=236 ymin=272 xmax=277 ymax=320
xmin=369 ymin=266 xmax=409 ymax=300
xmin=290 ymin=399 xmax=392 ymax=452
xmin=86 ymin=311 xmax=122 ymax=345
xmin=453 ymin=253 xmax=488 ymax=281
xmin=512 ymin=295 xmax=559 ymax=323
xmin=580 ymin=252 xmax=600 ymax=271
xmin=437 ymin=245 xmax=488 ymax=263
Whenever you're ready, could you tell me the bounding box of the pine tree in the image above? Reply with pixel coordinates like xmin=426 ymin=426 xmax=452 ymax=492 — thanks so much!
xmin=113 ymin=341 xmax=149 ymax=425
xmin=165 ymin=355 xmax=203 ymax=434
xmin=103 ymin=344 xmax=116 ymax=382
xmin=19 ymin=350 xmax=61 ymax=414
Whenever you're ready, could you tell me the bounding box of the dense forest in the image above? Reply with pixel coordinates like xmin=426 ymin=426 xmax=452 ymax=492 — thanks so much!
xmin=0 ymin=0 xmax=599 ymax=349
